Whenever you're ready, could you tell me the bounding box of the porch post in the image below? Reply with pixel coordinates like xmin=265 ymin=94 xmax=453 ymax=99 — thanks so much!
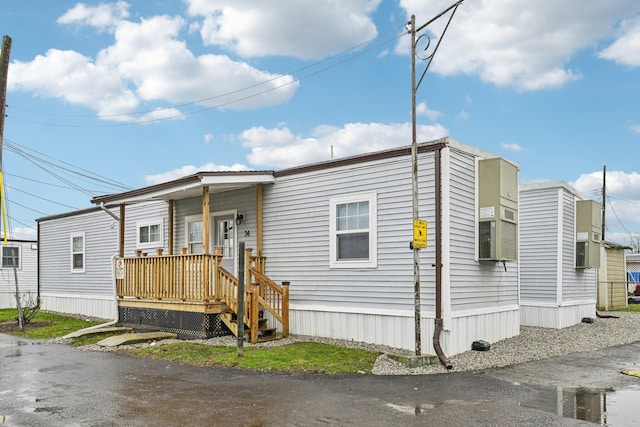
xmin=168 ymin=199 xmax=174 ymax=255
xmin=256 ymin=183 xmax=263 ymax=257
xmin=202 ymin=186 xmax=210 ymax=255
xmin=119 ymin=204 xmax=125 ymax=257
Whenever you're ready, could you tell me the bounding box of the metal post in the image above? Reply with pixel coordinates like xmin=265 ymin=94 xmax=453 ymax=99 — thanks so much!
xmin=237 ymin=242 xmax=245 ymax=357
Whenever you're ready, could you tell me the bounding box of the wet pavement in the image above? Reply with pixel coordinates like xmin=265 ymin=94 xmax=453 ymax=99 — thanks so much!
xmin=1 ymin=333 xmax=639 ymax=426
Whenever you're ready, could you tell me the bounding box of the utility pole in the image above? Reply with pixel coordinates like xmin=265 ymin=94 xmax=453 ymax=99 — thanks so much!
xmin=0 ymin=35 xmax=10 ymax=156
xmin=410 ymin=14 xmax=421 ymax=357
xmin=0 ymin=35 xmax=11 ymax=245
xmin=409 ymin=1 xmax=463 ymax=361
xmin=0 ymin=35 xmax=21 ymax=330
xmin=602 ymin=165 xmax=606 ymax=242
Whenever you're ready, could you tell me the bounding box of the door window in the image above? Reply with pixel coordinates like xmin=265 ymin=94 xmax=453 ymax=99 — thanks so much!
xmin=217 ymin=219 xmax=234 ymax=258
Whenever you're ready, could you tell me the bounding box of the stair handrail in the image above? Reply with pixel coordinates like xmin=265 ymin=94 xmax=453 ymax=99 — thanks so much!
xmin=247 ymin=248 xmax=289 ymax=338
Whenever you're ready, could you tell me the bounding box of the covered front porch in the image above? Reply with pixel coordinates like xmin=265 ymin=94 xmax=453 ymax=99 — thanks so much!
xmin=92 ymin=171 xmax=289 ymax=342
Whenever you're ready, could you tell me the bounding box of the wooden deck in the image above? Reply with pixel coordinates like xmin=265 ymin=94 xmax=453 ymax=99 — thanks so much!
xmin=115 ymin=248 xmax=289 ymax=343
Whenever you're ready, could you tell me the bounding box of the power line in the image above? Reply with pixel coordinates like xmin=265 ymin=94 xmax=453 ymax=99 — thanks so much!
xmin=3 ymin=172 xmax=85 ymax=190
xmin=6 ymin=25 xmax=407 ymax=128
xmin=7 ymin=184 xmax=80 ymax=210
xmin=4 ymin=138 xmax=131 ymax=191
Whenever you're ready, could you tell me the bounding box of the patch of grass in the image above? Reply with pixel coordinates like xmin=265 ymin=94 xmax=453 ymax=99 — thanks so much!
xmin=617 ymin=303 xmax=640 ymax=313
xmin=1 ymin=309 xmax=381 ymax=374
xmin=128 ymin=341 xmax=380 ymax=374
xmin=0 ymin=309 xmax=104 ymax=340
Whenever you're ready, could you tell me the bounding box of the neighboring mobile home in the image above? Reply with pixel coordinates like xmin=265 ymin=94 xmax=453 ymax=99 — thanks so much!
xmin=39 ymin=137 xmax=520 ymax=357
xmin=0 ymin=239 xmax=38 ymax=309
xmin=597 ymin=242 xmax=632 ymax=310
xmin=37 ymin=203 xmax=166 ymax=319
xmin=519 ymin=182 xmax=600 ymax=328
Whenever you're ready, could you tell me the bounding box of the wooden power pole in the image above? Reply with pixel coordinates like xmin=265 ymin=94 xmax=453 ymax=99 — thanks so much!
xmin=0 ymin=35 xmax=11 ymax=165
xmin=0 ymin=35 xmax=21 ymax=329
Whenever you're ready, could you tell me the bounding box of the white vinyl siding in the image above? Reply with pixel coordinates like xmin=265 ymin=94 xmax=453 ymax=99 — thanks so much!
xmin=448 ymin=147 xmax=519 ymax=311
xmin=520 ymin=182 xmax=597 ymax=328
xmin=263 ymin=155 xmax=421 ymax=313
xmin=519 ymin=187 xmax=560 ymax=303
xmin=40 ymin=209 xmax=118 ymax=296
xmin=0 ymin=240 xmax=37 ymax=309
xmin=123 ymin=202 xmax=168 ymax=255
xmin=263 ymin=146 xmax=519 ymax=317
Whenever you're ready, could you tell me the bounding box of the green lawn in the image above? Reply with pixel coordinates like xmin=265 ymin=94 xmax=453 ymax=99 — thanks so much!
xmin=0 ymin=308 xmax=380 ymax=374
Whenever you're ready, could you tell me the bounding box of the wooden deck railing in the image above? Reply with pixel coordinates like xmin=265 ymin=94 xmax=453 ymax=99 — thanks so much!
xmin=116 ymin=247 xmax=289 ymax=343
xmin=247 ymin=248 xmax=289 ymax=341
xmin=117 ymin=253 xmax=217 ymax=302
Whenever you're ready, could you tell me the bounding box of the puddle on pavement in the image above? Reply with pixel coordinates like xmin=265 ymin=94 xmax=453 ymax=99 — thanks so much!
xmin=522 ymin=385 xmax=640 ymax=425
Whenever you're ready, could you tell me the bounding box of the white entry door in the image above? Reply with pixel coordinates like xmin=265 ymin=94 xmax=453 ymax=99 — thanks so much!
xmin=214 ymin=214 xmax=236 ymax=273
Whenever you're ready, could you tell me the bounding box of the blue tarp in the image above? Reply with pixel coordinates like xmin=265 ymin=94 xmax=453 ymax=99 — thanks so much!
xmin=629 ymin=272 xmax=640 ymax=283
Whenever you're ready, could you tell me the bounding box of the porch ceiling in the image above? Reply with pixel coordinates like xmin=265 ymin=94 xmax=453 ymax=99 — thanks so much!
xmin=91 ymin=171 xmax=274 ymax=205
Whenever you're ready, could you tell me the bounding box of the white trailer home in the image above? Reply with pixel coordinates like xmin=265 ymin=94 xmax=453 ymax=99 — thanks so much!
xmin=0 ymin=239 xmax=38 ymax=309
xmin=37 ymin=203 xmax=166 ymax=320
xmin=39 ymin=137 xmax=520 ymax=357
xmin=519 ymin=181 xmax=600 ymax=328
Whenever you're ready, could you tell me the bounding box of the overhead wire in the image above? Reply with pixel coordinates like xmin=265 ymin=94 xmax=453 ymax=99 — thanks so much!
xmin=1 ymin=21 xmax=409 ymax=237
xmin=6 ymin=24 xmax=409 ymax=128
xmin=4 ymin=139 xmax=132 ymax=191
xmin=7 ymin=184 xmax=80 ymax=210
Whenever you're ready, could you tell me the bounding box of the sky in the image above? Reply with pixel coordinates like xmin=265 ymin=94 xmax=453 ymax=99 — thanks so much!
xmin=1 ymin=0 xmax=639 ymax=247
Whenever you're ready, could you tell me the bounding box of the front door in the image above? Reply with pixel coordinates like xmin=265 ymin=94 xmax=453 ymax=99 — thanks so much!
xmin=214 ymin=214 xmax=236 ymax=274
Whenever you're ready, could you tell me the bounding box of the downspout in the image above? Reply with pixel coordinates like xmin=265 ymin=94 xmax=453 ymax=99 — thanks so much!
xmin=62 ymin=203 xmax=120 ymax=337
xmin=434 ymin=147 xmax=453 ymax=370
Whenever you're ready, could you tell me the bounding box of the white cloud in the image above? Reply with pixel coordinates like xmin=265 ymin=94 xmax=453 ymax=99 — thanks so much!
xmin=598 ymin=16 xmax=640 ymax=66
xmin=631 ymin=124 xmax=640 ymax=134
xmin=9 ymin=49 xmax=140 ymax=116
xmin=457 ymin=110 xmax=469 ymax=120
xmin=144 ymin=162 xmax=250 ymax=184
xmin=57 ymin=1 xmax=130 ymax=30
xmin=204 ymin=134 xmax=213 ymax=144
xmin=186 ymin=0 xmax=381 ymax=60
xmin=501 ymin=143 xmax=524 ymax=152
xmin=416 ymin=102 xmax=442 ymax=121
xmin=399 ymin=0 xmax=640 ymax=90
xmin=239 ymin=122 xmax=448 ymax=168
xmin=8 ymin=226 xmax=37 ymax=241
xmin=8 ymin=4 xmax=298 ymax=120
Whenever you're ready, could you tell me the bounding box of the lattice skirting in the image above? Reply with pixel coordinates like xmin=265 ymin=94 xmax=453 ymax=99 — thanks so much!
xmin=118 ymin=306 xmax=231 ymax=339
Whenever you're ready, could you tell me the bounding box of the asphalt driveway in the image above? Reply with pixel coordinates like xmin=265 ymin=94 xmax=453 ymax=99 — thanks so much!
xmin=1 ymin=333 xmax=639 ymax=426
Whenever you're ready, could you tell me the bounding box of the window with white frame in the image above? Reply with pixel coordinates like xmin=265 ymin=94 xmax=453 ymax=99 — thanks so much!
xmin=70 ymin=232 xmax=85 ymax=273
xmin=136 ymin=219 xmax=163 ymax=249
xmin=329 ymin=192 xmax=377 ymax=268
xmin=185 ymin=216 xmax=204 ymax=254
xmin=1 ymin=246 xmax=20 ymax=269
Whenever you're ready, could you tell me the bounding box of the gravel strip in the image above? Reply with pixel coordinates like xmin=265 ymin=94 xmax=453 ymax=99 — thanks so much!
xmin=65 ymin=311 xmax=640 ymax=375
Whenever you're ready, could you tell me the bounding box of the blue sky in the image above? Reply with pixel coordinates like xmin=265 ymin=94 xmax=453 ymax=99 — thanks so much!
xmin=1 ymin=1 xmax=640 ymax=246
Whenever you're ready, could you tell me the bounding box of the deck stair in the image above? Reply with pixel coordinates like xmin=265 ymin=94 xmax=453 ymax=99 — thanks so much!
xmin=219 ymin=312 xmax=278 ymax=342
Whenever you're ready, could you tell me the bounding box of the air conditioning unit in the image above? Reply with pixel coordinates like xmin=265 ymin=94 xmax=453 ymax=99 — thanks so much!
xmin=478 ymin=158 xmax=518 ymax=261
xmin=576 ymin=200 xmax=601 ymax=268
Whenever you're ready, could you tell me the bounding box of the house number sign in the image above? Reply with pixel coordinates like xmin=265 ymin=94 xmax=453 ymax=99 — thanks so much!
xmin=115 ymin=258 xmax=125 ymax=279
